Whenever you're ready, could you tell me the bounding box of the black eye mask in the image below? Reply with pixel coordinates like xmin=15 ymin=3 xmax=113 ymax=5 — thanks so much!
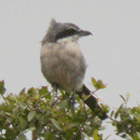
xmin=55 ymin=28 xmax=78 ymax=42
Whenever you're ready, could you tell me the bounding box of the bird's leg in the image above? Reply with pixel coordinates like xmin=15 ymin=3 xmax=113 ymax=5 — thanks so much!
xmin=68 ymin=92 xmax=75 ymax=107
xmin=71 ymin=91 xmax=75 ymax=108
xmin=68 ymin=91 xmax=75 ymax=116
xmin=51 ymin=83 xmax=59 ymax=104
xmin=52 ymin=83 xmax=59 ymax=93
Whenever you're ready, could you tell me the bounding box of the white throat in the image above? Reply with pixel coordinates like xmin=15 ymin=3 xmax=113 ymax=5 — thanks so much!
xmin=57 ymin=34 xmax=80 ymax=43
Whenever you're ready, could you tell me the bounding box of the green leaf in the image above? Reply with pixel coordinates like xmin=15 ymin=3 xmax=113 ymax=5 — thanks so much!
xmin=19 ymin=117 xmax=27 ymax=130
xmin=136 ymin=132 xmax=140 ymax=138
xmin=82 ymin=132 xmax=89 ymax=140
xmin=27 ymin=88 xmax=37 ymax=97
xmin=120 ymin=95 xmax=126 ymax=102
xmin=111 ymin=110 xmax=114 ymax=117
xmin=51 ymin=118 xmax=62 ymax=130
xmin=114 ymin=110 xmax=119 ymax=119
xmin=48 ymin=133 xmax=55 ymax=139
xmin=93 ymin=129 xmax=100 ymax=140
xmin=58 ymin=100 xmax=68 ymax=108
xmin=96 ymin=80 xmax=106 ymax=89
xmin=17 ymin=134 xmax=27 ymax=140
xmin=19 ymin=88 xmax=25 ymax=96
xmin=125 ymin=134 xmax=133 ymax=140
xmin=92 ymin=79 xmax=107 ymax=90
xmin=59 ymin=89 xmax=65 ymax=96
xmin=13 ymin=106 xmax=20 ymax=117
xmin=19 ymin=101 xmax=27 ymax=109
xmin=0 ymin=80 xmax=6 ymax=95
xmin=28 ymin=111 xmax=36 ymax=121
xmin=76 ymin=96 xmax=81 ymax=102
xmin=91 ymin=77 xmax=97 ymax=85
xmin=118 ymin=104 xmax=123 ymax=111
xmin=126 ymin=93 xmax=130 ymax=102
xmin=0 ymin=136 xmax=5 ymax=140
xmin=38 ymin=86 xmax=50 ymax=98
xmin=133 ymin=134 xmax=140 ymax=140
xmin=28 ymin=127 xmax=36 ymax=131
xmin=35 ymin=114 xmax=43 ymax=121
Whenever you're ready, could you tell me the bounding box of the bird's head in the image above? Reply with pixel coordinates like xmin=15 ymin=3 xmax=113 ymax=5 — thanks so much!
xmin=41 ymin=19 xmax=92 ymax=45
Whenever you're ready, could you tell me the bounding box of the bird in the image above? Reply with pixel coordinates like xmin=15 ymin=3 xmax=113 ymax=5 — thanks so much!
xmin=40 ymin=19 xmax=107 ymax=120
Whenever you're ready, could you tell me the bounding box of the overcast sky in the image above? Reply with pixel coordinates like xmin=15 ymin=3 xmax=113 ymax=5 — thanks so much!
xmin=1 ymin=0 xmax=140 ymax=139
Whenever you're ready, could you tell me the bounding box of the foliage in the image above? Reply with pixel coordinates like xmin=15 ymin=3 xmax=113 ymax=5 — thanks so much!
xmin=0 ymin=80 xmax=107 ymax=140
xmin=110 ymin=93 xmax=140 ymax=140
xmin=0 ymin=79 xmax=140 ymax=140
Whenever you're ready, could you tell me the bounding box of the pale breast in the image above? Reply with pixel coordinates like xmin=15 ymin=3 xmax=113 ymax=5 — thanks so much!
xmin=40 ymin=41 xmax=87 ymax=92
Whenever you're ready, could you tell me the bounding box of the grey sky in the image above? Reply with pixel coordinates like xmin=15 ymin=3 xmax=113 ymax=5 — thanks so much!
xmin=0 ymin=1 xmax=140 ymax=139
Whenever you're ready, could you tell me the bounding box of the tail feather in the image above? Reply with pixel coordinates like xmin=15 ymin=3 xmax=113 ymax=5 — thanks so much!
xmin=76 ymin=84 xmax=108 ymax=120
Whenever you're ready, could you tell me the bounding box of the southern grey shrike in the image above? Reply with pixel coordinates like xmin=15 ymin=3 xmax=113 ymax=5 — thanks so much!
xmin=40 ymin=19 xmax=107 ymax=120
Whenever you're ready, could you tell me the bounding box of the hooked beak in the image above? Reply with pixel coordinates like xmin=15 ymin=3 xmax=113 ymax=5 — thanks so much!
xmin=78 ymin=30 xmax=92 ymax=36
